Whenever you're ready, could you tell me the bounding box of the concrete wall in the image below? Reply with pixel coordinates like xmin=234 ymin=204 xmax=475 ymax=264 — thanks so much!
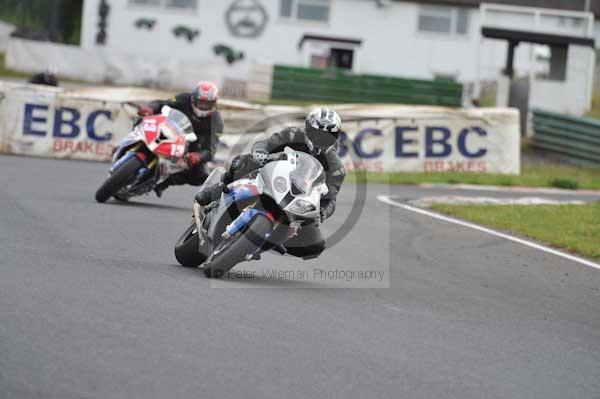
xmin=5 ymin=37 xmax=225 ymax=89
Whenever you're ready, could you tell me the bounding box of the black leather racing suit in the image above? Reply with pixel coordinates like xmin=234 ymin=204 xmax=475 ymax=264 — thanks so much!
xmin=198 ymin=126 xmax=346 ymax=259
xmin=147 ymin=93 xmax=223 ymax=186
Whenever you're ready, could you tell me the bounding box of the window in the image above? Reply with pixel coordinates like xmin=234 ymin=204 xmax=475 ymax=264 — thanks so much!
xmin=418 ymin=6 xmax=469 ymax=35
xmin=330 ymin=48 xmax=354 ymax=70
xmin=281 ymin=0 xmax=293 ymax=17
xmin=129 ymin=0 xmax=161 ymax=5
xmin=547 ymin=46 xmax=567 ymax=81
xmin=128 ymin=0 xmax=197 ymax=10
xmin=165 ymin=0 xmax=197 ymax=9
xmin=456 ymin=8 xmax=469 ymax=34
xmin=418 ymin=7 xmax=452 ymax=33
xmin=280 ymin=0 xmax=330 ymax=22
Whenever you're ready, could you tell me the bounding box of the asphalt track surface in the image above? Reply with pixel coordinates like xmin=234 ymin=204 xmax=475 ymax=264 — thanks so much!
xmin=1 ymin=155 xmax=600 ymax=399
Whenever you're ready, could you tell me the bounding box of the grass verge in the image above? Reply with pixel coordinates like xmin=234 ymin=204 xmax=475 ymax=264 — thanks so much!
xmin=430 ymin=202 xmax=600 ymax=262
xmin=345 ymin=163 xmax=600 ymax=190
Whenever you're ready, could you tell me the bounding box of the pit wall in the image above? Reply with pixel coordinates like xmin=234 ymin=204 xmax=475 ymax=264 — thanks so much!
xmin=0 ymin=82 xmax=520 ymax=175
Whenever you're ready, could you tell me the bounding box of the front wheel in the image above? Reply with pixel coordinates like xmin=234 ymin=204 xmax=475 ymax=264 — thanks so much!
xmin=95 ymin=156 xmax=143 ymax=203
xmin=174 ymin=220 xmax=207 ymax=267
xmin=204 ymin=215 xmax=273 ymax=278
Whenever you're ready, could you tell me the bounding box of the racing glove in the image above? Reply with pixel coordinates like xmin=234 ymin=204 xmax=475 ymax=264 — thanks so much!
xmin=185 ymin=152 xmax=202 ymax=167
xmin=319 ymin=208 xmax=327 ymax=224
xmin=252 ymin=148 xmax=269 ymax=165
xmin=222 ymin=155 xmax=243 ymax=193
xmin=138 ymin=105 xmax=153 ymax=117
xmin=222 ymin=154 xmax=259 ymax=193
xmin=319 ymin=200 xmax=335 ymax=223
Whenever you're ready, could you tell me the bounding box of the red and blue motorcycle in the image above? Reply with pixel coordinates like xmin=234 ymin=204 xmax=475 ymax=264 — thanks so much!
xmin=95 ymin=107 xmax=197 ymax=203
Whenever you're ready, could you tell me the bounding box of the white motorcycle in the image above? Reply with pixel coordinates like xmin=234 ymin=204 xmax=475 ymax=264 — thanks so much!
xmin=174 ymin=147 xmax=328 ymax=278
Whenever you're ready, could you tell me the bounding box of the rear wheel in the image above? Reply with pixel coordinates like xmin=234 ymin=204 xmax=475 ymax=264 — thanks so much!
xmin=203 ymin=215 xmax=273 ymax=278
xmin=174 ymin=221 xmax=207 ymax=267
xmin=95 ymin=156 xmax=144 ymax=203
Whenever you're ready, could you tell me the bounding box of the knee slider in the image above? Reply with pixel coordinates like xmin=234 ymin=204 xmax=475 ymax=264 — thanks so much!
xmin=301 ymin=241 xmax=326 ymax=260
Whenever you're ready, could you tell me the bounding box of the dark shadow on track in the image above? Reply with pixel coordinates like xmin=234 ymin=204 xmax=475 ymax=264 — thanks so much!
xmin=101 ymin=200 xmax=191 ymax=212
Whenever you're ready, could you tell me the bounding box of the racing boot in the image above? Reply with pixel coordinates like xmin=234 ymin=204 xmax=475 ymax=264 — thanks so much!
xmin=154 ymin=178 xmax=171 ymax=198
xmin=113 ymin=192 xmax=129 ymax=202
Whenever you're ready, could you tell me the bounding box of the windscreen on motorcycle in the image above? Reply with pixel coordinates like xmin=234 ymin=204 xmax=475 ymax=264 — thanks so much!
xmin=289 ymin=153 xmax=325 ymax=196
xmin=165 ymin=109 xmax=193 ymax=136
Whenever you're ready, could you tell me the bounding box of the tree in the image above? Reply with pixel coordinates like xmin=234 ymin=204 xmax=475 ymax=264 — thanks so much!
xmin=0 ymin=0 xmax=82 ymax=45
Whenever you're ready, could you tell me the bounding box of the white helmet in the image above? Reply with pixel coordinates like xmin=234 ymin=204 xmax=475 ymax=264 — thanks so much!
xmin=305 ymin=107 xmax=342 ymax=154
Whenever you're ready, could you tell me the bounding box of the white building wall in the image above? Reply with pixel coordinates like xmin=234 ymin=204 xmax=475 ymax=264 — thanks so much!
xmin=79 ymin=0 xmax=538 ymax=84
xmin=529 ymin=45 xmax=596 ymax=115
xmin=0 ymin=20 xmax=15 ymax=52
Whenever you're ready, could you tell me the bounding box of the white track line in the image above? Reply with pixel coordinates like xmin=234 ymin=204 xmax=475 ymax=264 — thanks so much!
xmin=377 ymin=195 xmax=600 ymax=271
xmin=418 ymin=183 xmax=600 ymax=196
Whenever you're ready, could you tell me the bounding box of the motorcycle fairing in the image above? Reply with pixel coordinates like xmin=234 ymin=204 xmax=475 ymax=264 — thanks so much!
xmin=260 ymin=158 xmax=296 ymax=206
xmin=224 ymin=207 xmax=275 ymax=238
xmin=141 ymin=116 xmax=165 ymax=143
xmin=222 ymin=180 xmax=261 ymax=208
xmin=110 ymin=151 xmax=135 ymax=173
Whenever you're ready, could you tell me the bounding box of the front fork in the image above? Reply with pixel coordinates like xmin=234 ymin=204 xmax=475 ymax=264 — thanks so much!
xmin=193 ymin=202 xmax=206 ymax=246
xmin=111 ymin=143 xmax=157 ymax=171
xmin=195 ymin=198 xmax=298 ymax=260
xmin=111 ymin=144 xmax=158 ymax=193
xmin=222 ymin=206 xmax=275 ymax=240
xmin=222 ymin=204 xmax=299 ymax=258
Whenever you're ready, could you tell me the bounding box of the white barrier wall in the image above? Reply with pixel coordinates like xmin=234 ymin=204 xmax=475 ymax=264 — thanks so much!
xmin=5 ymin=38 xmax=229 ymax=90
xmin=333 ymin=105 xmax=520 ymax=174
xmin=0 ymin=83 xmax=521 ymax=174
xmin=0 ymin=83 xmax=159 ymax=161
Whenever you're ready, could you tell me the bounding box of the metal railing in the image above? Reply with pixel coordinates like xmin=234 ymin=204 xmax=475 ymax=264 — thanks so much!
xmin=271 ymin=65 xmax=463 ymax=107
xmin=531 ymin=109 xmax=600 ymax=164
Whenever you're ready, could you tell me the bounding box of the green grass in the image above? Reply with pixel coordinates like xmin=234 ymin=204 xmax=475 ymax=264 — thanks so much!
xmin=345 ymin=162 xmax=600 ymax=190
xmin=430 ymin=202 xmax=600 ymax=262
xmin=0 ymin=52 xmax=29 ymax=79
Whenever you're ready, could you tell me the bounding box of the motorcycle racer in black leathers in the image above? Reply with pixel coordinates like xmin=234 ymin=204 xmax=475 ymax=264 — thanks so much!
xmin=196 ymin=107 xmax=346 ymax=259
xmin=138 ymin=81 xmax=223 ymax=197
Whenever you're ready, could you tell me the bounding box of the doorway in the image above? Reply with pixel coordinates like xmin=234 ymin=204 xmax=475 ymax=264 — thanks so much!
xmin=329 ymin=48 xmax=354 ymax=69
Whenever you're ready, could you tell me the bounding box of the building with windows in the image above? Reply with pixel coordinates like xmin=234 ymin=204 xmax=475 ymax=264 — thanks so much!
xmin=77 ymin=0 xmax=596 ymax=81
xmin=3 ymin=0 xmax=576 ymax=110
